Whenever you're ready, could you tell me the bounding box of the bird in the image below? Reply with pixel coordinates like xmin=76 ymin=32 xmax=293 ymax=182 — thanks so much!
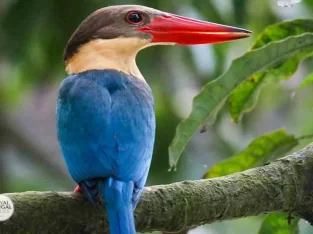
xmin=56 ymin=4 xmax=251 ymax=234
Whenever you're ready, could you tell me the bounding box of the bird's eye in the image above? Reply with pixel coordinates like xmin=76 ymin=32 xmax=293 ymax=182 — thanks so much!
xmin=126 ymin=11 xmax=143 ymax=24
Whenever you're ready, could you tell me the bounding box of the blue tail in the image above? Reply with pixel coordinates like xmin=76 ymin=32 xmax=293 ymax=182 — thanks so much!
xmin=99 ymin=178 xmax=136 ymax=234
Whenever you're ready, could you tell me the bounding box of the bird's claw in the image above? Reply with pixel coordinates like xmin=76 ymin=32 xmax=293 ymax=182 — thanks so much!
xmin=74 ymin=185 xmax=81 ymax=193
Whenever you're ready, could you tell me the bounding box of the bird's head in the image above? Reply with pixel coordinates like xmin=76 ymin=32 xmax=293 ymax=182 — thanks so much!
xmin=64 ymin=5 xmax=251 ymax=78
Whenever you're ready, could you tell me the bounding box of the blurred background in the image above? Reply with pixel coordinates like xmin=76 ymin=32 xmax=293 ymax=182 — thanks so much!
xmin=1 ymin=0 xmax=313 ymax=233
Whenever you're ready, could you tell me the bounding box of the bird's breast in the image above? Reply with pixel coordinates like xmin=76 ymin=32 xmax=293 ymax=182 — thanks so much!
xmin=56 ymin=70 xmax=155 ymax=182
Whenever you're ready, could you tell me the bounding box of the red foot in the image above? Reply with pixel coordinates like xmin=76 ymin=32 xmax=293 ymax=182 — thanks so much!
xmin=74 ymin=185 xmax=81 ymax=193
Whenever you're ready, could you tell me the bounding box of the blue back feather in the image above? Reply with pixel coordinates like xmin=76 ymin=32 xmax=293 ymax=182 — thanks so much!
xmin=56 ymin=70 xmax=155 ymax=234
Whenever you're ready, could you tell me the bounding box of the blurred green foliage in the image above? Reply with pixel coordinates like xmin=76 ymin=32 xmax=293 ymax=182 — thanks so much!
xmin=203 ymin=129 xmax=298 ymax=178
xmin=259 ymin=213 xmax=300 ymax=234
xmin=1 ymin=0 xmax=313 ymax=233
xmin=298 ymin=72 xmax=313 ymax=89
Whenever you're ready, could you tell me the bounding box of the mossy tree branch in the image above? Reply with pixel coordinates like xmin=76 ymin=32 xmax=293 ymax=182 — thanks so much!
xmin=1 ymin=145 xmax=313 ymax=234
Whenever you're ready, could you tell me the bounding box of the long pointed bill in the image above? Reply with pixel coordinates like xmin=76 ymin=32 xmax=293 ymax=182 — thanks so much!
xmin=139 ymin=14 xmax=251 ymax=45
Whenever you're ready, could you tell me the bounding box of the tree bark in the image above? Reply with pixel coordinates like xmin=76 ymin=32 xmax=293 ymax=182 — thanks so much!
xmin=1 ymin=145 xmax=313 ymax=234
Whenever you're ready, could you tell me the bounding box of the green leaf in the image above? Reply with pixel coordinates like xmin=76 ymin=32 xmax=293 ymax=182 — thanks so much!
xmin=203 ymin=129 xmax=298 ymax=178
xmin=298 ymin=72 xmax=313 ymax=89
xmin=228 ymin=19 xmax=313 ymax=123
xmin=169 ymin=33 xmax=313 ymax=169
xmin=259 ymin=213 xmax=299 ymax=234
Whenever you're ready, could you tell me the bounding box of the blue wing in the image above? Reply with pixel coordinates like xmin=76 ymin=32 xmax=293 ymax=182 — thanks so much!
xmin=56 ymin=70 xmax=155 ymax=206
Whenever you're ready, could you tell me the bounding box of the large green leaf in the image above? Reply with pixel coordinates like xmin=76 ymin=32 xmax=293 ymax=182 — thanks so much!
xmin=203 ymin=129 xmax=298 ymax=178
xmin=228 ymin=19 xmax=313 ymax=123
xmin=259 ymin=213 xmax=299 ymax=234
xmin=169 ymin=33 xmax=313 ymax=169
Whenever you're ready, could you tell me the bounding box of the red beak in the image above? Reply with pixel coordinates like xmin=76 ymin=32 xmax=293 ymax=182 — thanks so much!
xmin=139 ymin=14 xmax=251 ymax=45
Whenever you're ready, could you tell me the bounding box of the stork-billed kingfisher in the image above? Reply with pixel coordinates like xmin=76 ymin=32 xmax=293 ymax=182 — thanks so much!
xmin=56 ymin=5 xmax=250 ymax=234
